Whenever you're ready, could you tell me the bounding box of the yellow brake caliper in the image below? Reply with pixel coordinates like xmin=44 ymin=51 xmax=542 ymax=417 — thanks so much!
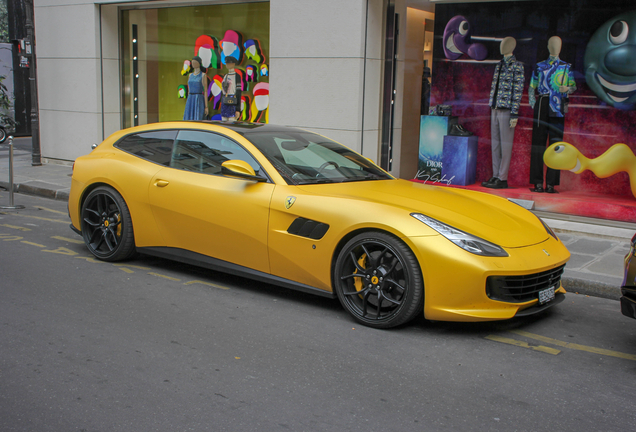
xmin=116 ymin=213 xmax=122 ymax=237
xmin=354 ymin=253 xmax=367 ymax=296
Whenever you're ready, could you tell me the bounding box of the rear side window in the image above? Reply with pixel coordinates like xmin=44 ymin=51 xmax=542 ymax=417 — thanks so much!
xmin=115 ymin=130 xmax=178 ymax=166
xmin=171 ymin=130 xmax=265 ymax=178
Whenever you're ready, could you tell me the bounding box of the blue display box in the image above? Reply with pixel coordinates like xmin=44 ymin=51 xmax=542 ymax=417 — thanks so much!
xmin=417 ymin=116 xmax=452 ymax=181
xmin=441 ymin=135 xmax=478 ymax=186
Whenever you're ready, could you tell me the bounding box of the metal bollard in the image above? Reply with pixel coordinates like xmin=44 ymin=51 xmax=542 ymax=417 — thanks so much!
xmin=0 ymin=136 xmax=26 ymax=210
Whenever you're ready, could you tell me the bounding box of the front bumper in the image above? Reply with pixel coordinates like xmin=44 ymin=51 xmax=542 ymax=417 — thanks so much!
xmin=405 ymin=234 xmax=570 ymax=322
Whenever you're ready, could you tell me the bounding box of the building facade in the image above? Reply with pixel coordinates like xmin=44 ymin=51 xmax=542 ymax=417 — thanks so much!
xmin=34 ymin=0 xmax=389 ymax=165
xmin=32 ymin=0 xmax=636 ymax=222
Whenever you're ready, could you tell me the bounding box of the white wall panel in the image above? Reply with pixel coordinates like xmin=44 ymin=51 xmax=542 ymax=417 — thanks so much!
xmin=269 ymin=0 xmax=385 ymax=161
xmin=36 ymin=58 xmax=101 ymax=113
xmin=35 ymin=1 xmax=102 ymax=160
xmin=269 ymin=0 xmax=366 ymax=59
xmin=34 ymin=3 xmax=99 ymax=59
xmin=39 ymin=110 xmax=101 ymax=161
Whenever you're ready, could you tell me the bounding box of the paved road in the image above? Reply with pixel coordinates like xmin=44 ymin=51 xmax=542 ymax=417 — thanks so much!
xmin=1 ymin=193 xmax=635 ymax=432
xmin=0 ymin=136 xmax=32 ymax=153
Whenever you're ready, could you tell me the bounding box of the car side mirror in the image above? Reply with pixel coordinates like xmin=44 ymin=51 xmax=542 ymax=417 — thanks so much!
xmin=221 ymin=160 xmax=267 ymax=182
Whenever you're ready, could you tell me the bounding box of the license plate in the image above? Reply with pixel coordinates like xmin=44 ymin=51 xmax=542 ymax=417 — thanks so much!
xmin=539 ymin=286 xmax=556 ymax=304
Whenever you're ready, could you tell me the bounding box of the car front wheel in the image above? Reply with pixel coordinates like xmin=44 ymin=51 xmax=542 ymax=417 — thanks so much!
xmin=80 ymin=186 xmax=136 ymax=261
xmin=334 ymin=232 xmax=424 ymax=328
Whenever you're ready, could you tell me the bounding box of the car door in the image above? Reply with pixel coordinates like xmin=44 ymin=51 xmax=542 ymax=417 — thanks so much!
xmin=148 ymin=129 xmax=274 ymax=273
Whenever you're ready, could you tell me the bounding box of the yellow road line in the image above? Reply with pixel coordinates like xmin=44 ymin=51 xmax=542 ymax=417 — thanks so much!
xmin=75 ymin=256 xmax=106 ymax=264
xmin=51 ymin=235 xmax=84 ymax=244
xmin=0 ymin=212 xmax=67 ymax=224
xmin=21 ymin=241 xmax=46 ymax=247
xmin=485 ymin=335 xmax=561 ymax=355
xmin=148 ymin=272 xmax=181 ymax=281
xmin=0 ymin=235 xmax=23 ymax=241
xmin=35 ymin=206 xmax=67 ymax=215
xmin=114 ymin=264 xmax=151 ymax=270
xmin=118 ymin=267 xmax=135 ymax=274
xmin=42 ymin=247 xmax=78 ymax=256
xmin=0 ymin=223 xmax=31 ymax=231
xmin=184 ymin=280 xmax=230 ymax=290
xmin=510 ymin=330 xmax=636 ymax=361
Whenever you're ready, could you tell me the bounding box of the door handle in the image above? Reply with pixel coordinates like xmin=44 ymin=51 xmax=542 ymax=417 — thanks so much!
xmin=154 ymin=180 xmax=170 ymax=188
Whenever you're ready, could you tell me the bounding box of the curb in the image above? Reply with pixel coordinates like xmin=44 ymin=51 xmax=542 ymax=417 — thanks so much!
xmin=0 ymin=181 xmax=69 ymax=202
xmin=562 ymin=276 xmax=620 ymax=301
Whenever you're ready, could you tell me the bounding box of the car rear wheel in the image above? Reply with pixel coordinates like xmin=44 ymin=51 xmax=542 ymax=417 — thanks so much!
xmin=81 ymin=186 xmax=135 ymax=261
xmin=334 ymin=232 xmax=424 ymax=329
xmin=0 ymin=127 xmax=6 ymax=143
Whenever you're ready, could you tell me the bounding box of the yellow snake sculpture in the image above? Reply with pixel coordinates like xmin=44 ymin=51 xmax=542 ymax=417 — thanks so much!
xmin=543 ymin=142 xmax=636 ymax=198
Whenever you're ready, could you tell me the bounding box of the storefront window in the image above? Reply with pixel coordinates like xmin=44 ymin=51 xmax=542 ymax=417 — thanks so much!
xmin=121 ymin=2 xmax=270 ymax=129
xmin=415 ymin=0 xmax=636 ymax=222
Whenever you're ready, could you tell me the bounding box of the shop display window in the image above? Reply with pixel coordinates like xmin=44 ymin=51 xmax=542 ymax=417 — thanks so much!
xmin=417 ymin=0 xmax=636 ymax=222
xmin=121 ymin=2 xmax=270 ymax=128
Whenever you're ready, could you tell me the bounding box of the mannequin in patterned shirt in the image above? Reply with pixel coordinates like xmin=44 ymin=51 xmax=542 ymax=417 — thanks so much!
xmin=483 ymin=37 xmax=525 ymax=190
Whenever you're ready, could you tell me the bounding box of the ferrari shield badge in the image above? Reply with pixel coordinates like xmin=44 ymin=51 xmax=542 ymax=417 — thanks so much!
xmin=285 ymin=196 xmax=296 ymax=209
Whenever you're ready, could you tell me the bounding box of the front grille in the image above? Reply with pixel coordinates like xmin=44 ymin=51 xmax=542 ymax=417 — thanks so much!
xmin=487 ymin=265 xmax=565 ymax=303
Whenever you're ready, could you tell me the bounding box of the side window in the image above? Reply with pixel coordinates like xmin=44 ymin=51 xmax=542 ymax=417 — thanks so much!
xmin=115 ymin=130 xmax=178 ymax=166
xmin=171 ymin=130 xmax=264 ymax=177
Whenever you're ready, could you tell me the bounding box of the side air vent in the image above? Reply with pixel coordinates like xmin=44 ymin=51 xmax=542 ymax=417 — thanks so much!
xmin=287 ymin=217 xmax=330 ymax=240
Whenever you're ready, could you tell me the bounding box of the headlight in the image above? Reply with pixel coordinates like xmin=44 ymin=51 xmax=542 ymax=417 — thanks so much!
xmin=411 ymin=213 xmax=509 ymax=257
xmin=538 ymin=217 xmax=559 ymax=241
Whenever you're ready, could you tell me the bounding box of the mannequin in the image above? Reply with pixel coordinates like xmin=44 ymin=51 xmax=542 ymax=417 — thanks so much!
xmin=220 ymin=56 xmax=242 ymax=121
xmin=528 ymin=36 xmax=576 ymax=193
xmin=483 ymin=37 xmax=524 ymax=189
xmin=182 ymin=56 xmax=209 ymax=121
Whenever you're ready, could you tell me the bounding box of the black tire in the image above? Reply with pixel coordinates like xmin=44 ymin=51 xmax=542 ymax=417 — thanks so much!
xmin=334 ymin=232 xmax=424 ymax=329
xmin=80 ymin=186 xmax=136 ymax=261
xmin=0 ymin=127 xmax=6 ymax=144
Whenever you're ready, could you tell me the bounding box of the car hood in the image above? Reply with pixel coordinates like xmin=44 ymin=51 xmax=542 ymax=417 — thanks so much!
xmin=297 ymin=179 xmax=548 ymax=248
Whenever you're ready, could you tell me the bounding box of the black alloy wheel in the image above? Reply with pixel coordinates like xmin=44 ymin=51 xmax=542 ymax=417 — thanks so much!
xmin=80 ymin=186 xmax=136 ymax=261
xmin=0 ymin=127 xmax=6 ymax=143
xmin=334 ymin=232 xmax=424 ymax=328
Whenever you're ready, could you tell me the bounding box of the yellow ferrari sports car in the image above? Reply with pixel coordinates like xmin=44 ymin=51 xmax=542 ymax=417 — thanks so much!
xmin=69 ymin=121 xmax=569 ymax=328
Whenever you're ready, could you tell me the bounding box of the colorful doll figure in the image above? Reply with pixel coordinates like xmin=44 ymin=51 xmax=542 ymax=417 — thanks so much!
xmin=195 ymin=35 xmax=221 ymax=70
xmin=544 ymin=141 xmax=636 ymax=198
xmin=178 ymin=85 xmax=188 ymax=99
xmin=246 ymin=65 xmax=258 ymax=83
xmin=208 ymin=75 xmax=224 ymax=110
xmin=240 ymin=95 xmax=251 ymax=121
xmin=260 ymin=64 xmax=269 ymax=77
xmin=234 ymin=67 xmax=248 ymax=92
xmin=250 ymin=82 xmax=269 ymax=122
xmin=181 ymin=60 xmax=192 ymax=76
xmin=221 ymin=30 xmax=243 ymax=65
xmin=244 ymin=39 xmax=265 ymax=64
xmin=585 ymin=11 xmax=636 ymax=109
xmin=442 ymin=15 xmax=488 ymax=61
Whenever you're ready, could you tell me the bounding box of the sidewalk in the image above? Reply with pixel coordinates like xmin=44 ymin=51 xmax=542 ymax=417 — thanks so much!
xmin=1 ymin=145 xmax=633 ymax=301
xmin=0 ymin=146 xmax=72 ymax=201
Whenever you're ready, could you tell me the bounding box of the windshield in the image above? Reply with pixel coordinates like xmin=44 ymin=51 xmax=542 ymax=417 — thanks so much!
xmin=243 ymin=130 xmax=393 ymax=185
